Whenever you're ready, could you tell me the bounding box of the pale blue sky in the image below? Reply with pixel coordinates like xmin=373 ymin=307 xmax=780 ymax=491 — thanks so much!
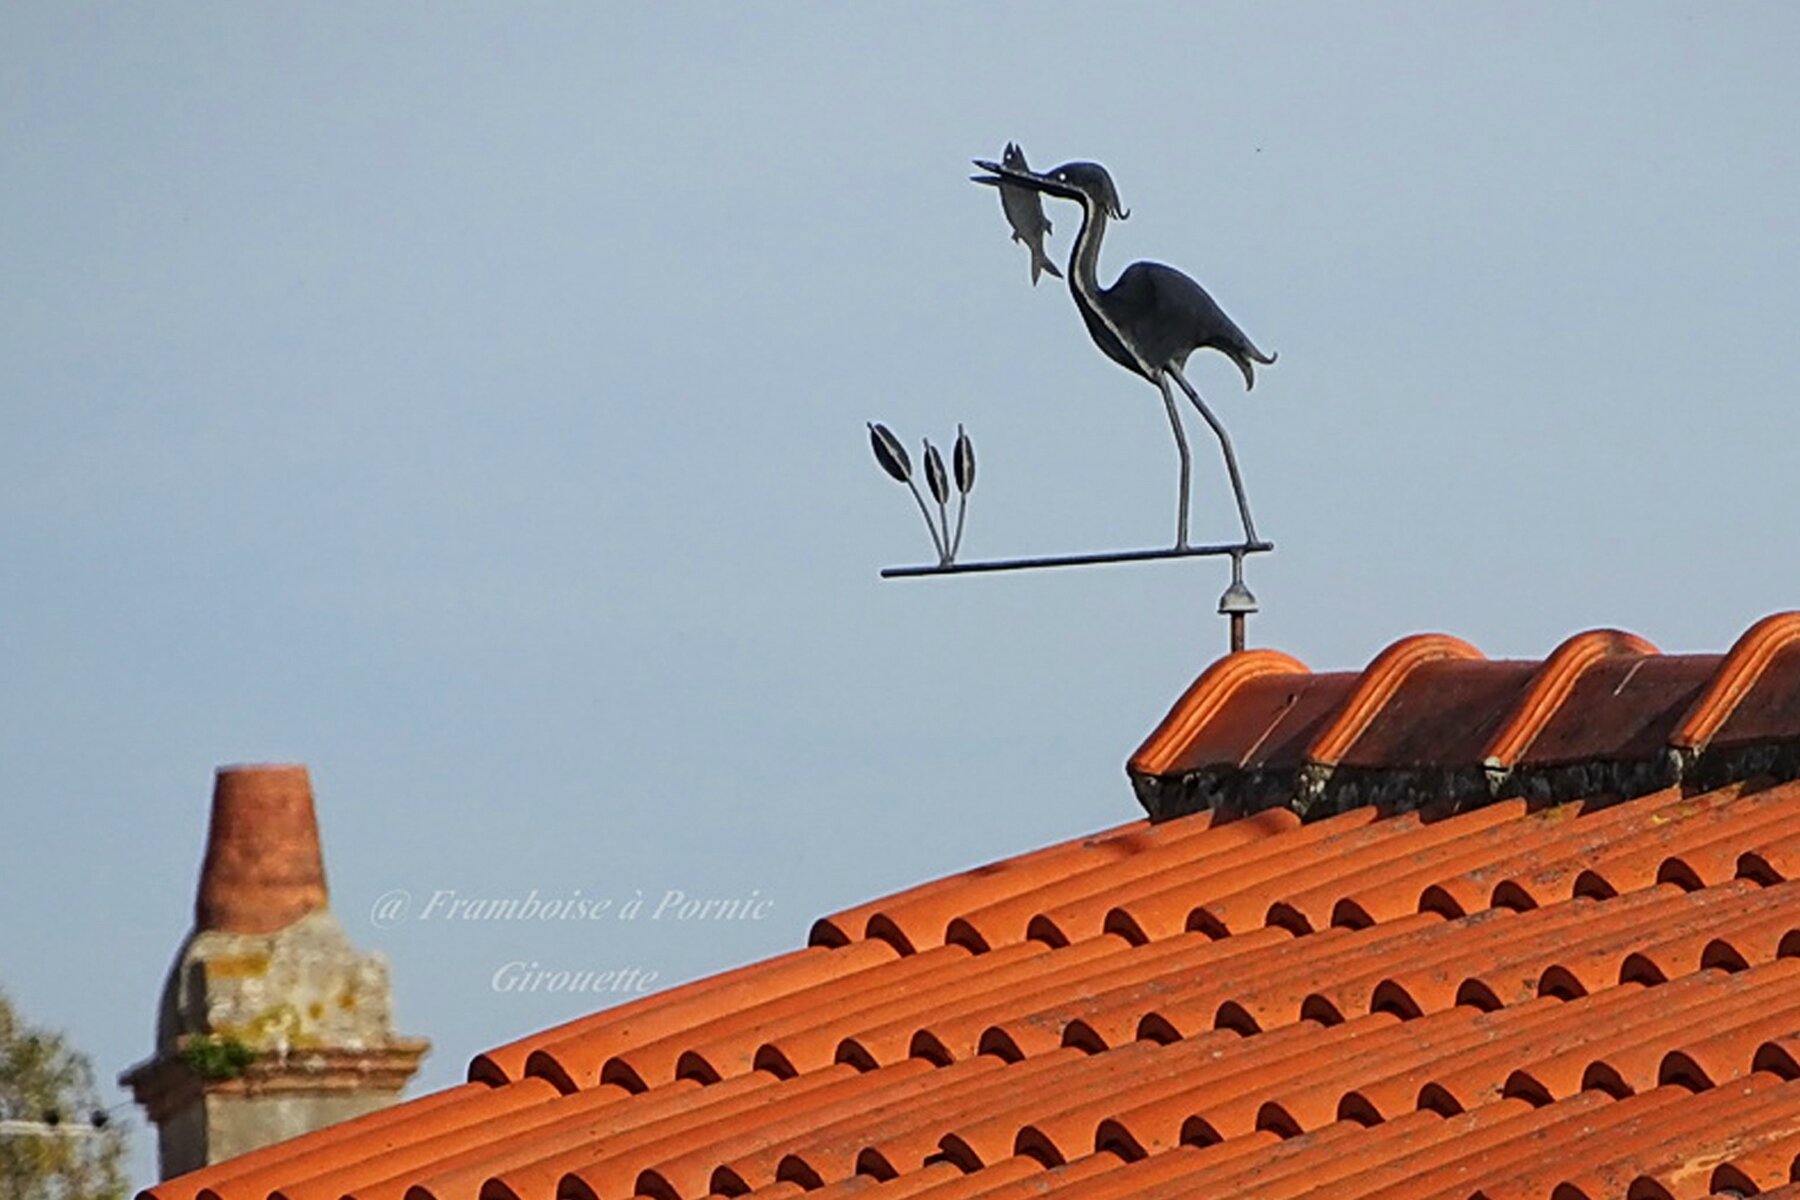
xmin=4 ymin=3 xmax=1799 ymax=1186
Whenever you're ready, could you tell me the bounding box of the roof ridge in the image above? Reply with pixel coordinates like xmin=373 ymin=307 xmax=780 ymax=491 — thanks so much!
xmin=1132 ymin=613 xmax=1800 ymax=821
xmin=1130 ymin=649 xmax=1307 ymax=777
xmin=1482 ymin=629 xmax=1659 ymax=770
xmin=1673 ymin=610 xmax=1800 ymax=753
xmin=1305 ymin=634 xmax=1485 ymax=767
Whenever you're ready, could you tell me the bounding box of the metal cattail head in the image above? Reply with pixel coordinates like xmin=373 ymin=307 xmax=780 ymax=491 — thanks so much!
xmin=868 ymin=422 xmax=911 ymax=482
xmin=924 ymin=440 xmax=950 ymax=506
xmin=954 ymin=424 xmax=975 ymax=494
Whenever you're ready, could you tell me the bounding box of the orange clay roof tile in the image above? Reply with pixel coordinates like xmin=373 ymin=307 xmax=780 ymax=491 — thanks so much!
xmin=1130 ymin=647 xmax=1309 ymax=774
xmin=669 ymin=943 xmax=982 ymax=1080
xmin=1302 ymin=635 xmax=1486 ymax=766
xmin=1130 ymin=616 xmax=1800 ymax=820
xmin=1480 ymin=630 xmax=1660 ymax=768
xmin=728 ymin=1052 xmax=1057 ymax=1192
xmin=524 ymin=939 xmax=902 ymax=1092
xmin=188 ymin=1081 xmax=553 ymax=1200
xmin=467 ymin=945 xmax=837 ymax=1083
xmin=1674 ymin=612 xmax=1800 ymax=750
xmin=808 ymin=815 xmax=1209 ymax=951
xmin=145 ymin=615 xmax=1800 ymax=1200
xmin=942 ymin=806 xmax=1297 ymax=951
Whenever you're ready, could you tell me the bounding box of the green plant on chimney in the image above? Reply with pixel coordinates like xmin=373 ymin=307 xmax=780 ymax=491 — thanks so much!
xmin=180 ymin=1034 xmax=256 ymax=1080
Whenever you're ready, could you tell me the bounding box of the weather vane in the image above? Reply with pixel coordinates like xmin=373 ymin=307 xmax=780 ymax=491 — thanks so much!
xmin=868 ymin=144 xmax=1275 ymax=651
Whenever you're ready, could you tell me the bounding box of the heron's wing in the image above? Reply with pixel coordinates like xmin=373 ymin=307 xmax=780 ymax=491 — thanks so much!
xmin=1116 ymin=262 xmax=1263 ymax=374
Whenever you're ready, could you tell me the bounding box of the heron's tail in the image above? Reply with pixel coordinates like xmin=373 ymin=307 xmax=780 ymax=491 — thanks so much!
xmin=1227 ymin=338 xmax=1276 ymax=390
xmin=1029 ymin=247 xmax=1063 ymax=285
xmin=1225 ymin=344 xmax=1277 ymax=390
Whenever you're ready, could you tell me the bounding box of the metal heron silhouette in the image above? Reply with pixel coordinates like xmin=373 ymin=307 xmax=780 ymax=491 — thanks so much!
xmin=973 ymin=158 xmax=1273 ymax=549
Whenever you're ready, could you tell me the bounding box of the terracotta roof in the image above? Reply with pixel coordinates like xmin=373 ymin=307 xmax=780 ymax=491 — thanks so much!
xmin=142 ymin=618 xmax=1800 ymax=1200
xmin=1131 ymin=613 xmax=1800 ymax=819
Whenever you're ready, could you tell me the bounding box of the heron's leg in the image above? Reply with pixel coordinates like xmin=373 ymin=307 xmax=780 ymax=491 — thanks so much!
xmin=1155 ymin=371 xmax=1192 ymax=549
xmin=1169 ymin=364 xmax=1258 ymax=545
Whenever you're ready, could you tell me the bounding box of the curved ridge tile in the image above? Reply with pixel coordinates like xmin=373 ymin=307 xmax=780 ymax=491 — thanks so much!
xmin=631 ymin=1057 xmax=967 ymax=1199
xmin=1340 ymin=991 xmax=1612 ymax=1121
xmin=1304 ymin=1095 xmax=1563 ymax=1198
xmin=1106 ymin=1014 xmax=1407 ymax=1154
xmin=1029 ymin=813 xmax=1302 ymax=947
xmin=1417 ymin=982 xmax=1672 ymax=1114
xmin=1141 ymin=914 xmax=1453 ymax=1042
xmin=397 ymin=1080 xmax=710 ymax=1198
xmin=950 ymin=809 xmax=1295 ymax=951
xmin=937 ymin=1026 xmax=1298 ymax=1171
xmin=770 ymin=942 xmax=1059 ymax=1072
xmin=1485 ymin=629 xmax=1660 ymax=768
xmin=1260 ymin=801 xmax=1528 ymax=934
xmin=1440 ymin=1085 xmax=1699 ymax=1198
xmin=833 ymin=939 xmax=1126 ymax=1070
xmin=1518 ymin=880 xmax=1773 ymax=1002
xmin=1129 ymin=648 xmax=1309 ymax=777
xmin=1082 ymin=1140 xmax=1276 ymax=1193
xmin=204 ymin=1081 xmax=558 ymax=1200
xmin=1323 ymin=799 xmax=1623 ymax=928
xmin=140 ymin=1083 xmax=494 ymax=1200
xmin=1346 ymin=1093 xmax=1641 ymax=1200
xmin=471 ymin=947 xmax=828 ymax=1084
xmin=1129 ymin=1118 xmax=1397 ymax=1196
xmin=1305 ymin=634 xmax=1484 ymax=766
xmin=1437 ymin=785 xmax=1754 ymax=915
xmin=1740 ymin=823 xmax=1800 ymax=887
xmin=1103 ymin=808 xmax=1380 ymax=943
xmin=720 ymin=1055 xmax=1097 ymax=1193
xmin=1703 ymin=1125 xmax=1800 ymax=1200
xmin=667 ymin=943 xmax=977 ymax=1081
xmin=1674 ymin=611 xmax=1800 ymax=751
xmin=524 ymin=940 xmax=899 ymax=1091
xmin=1250 ymin=1007 xmax=1505 ymax=1135
xmin=845 ymin=1155 xmax=1039 ymax=1197
xmin=1321 ymin=891 xmax=1647 ymax=1020
xmin=554 ymin=1063 xmax=921 ymax=1200
xmin=760 ymin=1048 xmax=1094 ymax=1191
xmin=293 ymin=1079 xmax=627 ymax=1200
xmin=1652 ymin=968 xmax=1800 ymax=1093
xmin=1533 ymin=1074 xmax=1800 ymax=1200
xmin=937 ymin=930 xmax=1288 ymax=1062
xmin=813 ymin=817 xmax=1203 ymax=954
xmin=474 ymin=1071 xmax=829 ymax=1200
xmin=1234 ymin=812 xmax=1521 ymax=938
xmin=1577 ymin=965 xmax=1800 ymax=1099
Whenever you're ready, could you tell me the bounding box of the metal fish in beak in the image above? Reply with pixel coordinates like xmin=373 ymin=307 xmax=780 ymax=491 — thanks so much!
xmin=994 ymin=142 xmax=1062 ymax=285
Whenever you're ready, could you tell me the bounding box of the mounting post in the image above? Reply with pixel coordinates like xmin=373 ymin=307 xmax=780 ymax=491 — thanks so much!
xmin=1218 ymin=550 xmax=1259 ymax=653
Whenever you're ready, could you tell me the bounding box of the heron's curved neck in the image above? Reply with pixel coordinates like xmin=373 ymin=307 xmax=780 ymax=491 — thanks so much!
xmin=1064 ymin=199 xmax=1108 ymax=302
xmin=1064 ymin=196 xmax=1150 ymax=376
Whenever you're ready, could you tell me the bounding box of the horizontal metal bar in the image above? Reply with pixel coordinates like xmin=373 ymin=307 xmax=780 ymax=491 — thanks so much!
xmin=882 ymin=541 xmax=1273 ymax=578
xmin=0 ymin=1119 xmax=105 ymax=1137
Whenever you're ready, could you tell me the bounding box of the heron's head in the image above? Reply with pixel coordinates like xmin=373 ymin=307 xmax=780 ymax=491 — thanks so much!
xmin=972 ymin=157 xmax=1129 ymax=219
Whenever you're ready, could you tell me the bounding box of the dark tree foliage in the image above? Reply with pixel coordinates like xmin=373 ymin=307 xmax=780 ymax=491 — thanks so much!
xmin=0 ymin=987 xmax=129 ymax=1200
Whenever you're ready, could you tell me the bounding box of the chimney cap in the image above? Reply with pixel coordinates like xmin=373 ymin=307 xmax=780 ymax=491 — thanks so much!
xmin=195 ymin=764 xmax=329 ymax=934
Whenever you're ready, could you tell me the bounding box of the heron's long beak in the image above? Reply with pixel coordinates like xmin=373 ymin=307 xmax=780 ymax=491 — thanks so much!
xmin=971 ymin=158 xmax=1094 ymax=208
xmin=972 ymin=158 xmax=1048 ymax=189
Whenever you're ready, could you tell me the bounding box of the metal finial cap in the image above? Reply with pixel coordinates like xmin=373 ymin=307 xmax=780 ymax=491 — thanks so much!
xmin=1218 ymin=580 xmax=1259 ymax=616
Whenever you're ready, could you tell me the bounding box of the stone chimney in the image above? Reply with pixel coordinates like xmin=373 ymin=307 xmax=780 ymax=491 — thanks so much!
xmin=121 ymin=765 xmax=429 ymax=1179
